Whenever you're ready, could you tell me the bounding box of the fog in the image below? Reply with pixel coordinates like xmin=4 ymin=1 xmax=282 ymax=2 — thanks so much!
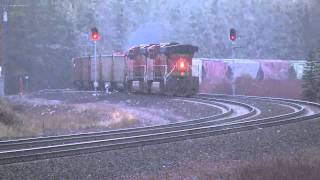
xmin=1 ymin=0 xmax=320 ymax=93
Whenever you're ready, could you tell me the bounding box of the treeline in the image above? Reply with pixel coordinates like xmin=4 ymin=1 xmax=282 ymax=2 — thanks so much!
xmin=302 ymin=48 xmax=320 ymax=102
xmin=5 ymin=0 xmax=87 ymax=94
xmin=4 ymin=0 xmax=319 ymax=94
xmin=4 ymin=0 xmax=134 ymax=94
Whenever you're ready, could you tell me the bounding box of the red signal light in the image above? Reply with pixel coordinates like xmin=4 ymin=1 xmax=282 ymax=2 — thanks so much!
xmin=230 ymin=35 xmax=236 ymax=41
xmin=92 ymin=33 xmax=99 ymax=41
xmin=91 ymin=27 xmax=100 ymax=41
xmin=230 ymin=28 xmax=237 ymax=41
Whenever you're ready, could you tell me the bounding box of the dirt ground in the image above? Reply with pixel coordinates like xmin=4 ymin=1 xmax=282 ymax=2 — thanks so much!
xmin=0 ymin=92 xmax=219 ymax=140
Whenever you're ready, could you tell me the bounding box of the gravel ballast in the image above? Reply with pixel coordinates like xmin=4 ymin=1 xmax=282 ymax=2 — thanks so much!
xmin=0 ymin=117 xmax=319 ymax=179
xmin=0 ymin=92 xmax=318 ymax=179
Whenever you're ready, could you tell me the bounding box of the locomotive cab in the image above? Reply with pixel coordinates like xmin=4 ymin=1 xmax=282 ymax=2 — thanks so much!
xmin=164 ymin=44 xmax=199 ymax=96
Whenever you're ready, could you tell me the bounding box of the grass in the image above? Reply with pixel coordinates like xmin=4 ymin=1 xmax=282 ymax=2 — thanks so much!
xmin=107 ymin=109 xmax=139 ymax=128
xmin=234 ymin=156 xmax=320 ymax=180
xmin=0 ymin=98 xmax=26 ymax=139
xmin=126 ymin=150 xmax=320 ymax=180
xmin=0 ymin=98 xmax=21 ymax=126
xmin=0 ymin=98 xmax=142 ymax=139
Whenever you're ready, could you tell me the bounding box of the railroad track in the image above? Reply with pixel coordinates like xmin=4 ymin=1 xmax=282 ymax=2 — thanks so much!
xmin=0 ymin=94 xmax=319 ymax=165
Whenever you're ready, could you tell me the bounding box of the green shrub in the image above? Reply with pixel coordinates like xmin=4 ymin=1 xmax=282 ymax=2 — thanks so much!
xmin=0 ymin=98 xmax=20 ymax=126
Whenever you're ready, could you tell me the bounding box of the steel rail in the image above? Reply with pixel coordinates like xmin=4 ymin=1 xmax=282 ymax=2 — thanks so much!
xmin=193 ymin=95 xmax=305 ymax=121
xmin=0 ymin=94 xmax=315 ymax=165
xmin=0 ymin=97 xmax=250 ymax=148
xmin=0 ymin=96 xmax=257 ymax=164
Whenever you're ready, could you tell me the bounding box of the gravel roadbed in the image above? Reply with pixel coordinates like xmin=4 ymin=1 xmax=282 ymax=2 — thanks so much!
xmin=0 ymin=117 xmax=319 ymax=179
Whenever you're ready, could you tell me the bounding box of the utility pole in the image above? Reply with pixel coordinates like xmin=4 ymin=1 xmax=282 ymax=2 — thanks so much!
xmin=0 ymin=0 xmax=27 ymax=95
xmin=0 ymin=0 xmax=9 ymax=95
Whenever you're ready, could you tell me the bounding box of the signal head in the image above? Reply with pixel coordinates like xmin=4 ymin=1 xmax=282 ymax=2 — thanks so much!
xmin=229 ymin=28 xmax=237 ymax=41
xmin=91 ymin=27 xmax=100 ymax=41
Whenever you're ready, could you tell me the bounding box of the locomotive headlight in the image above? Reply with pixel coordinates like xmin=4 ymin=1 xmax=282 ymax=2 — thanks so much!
xmin=179 ymin=61 xmax=185 ymax=69
xmin=177 ymin=58 xmax=188 ymax=77
xmin=178 ymin=60 xmax=187 ymax=71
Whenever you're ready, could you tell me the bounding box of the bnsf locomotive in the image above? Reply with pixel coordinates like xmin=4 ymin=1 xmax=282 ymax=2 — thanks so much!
xmin=72 ymin=43 xmax=199 ymax=96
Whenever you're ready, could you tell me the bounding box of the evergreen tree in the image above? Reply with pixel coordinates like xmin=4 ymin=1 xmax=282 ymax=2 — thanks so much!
xmin=6 ymin=0 xmax=77 ymax=93
xmin=314 ymin=48 xmax=320 ymax=101
xmin=111 ymin=0 xmax=127 ymax=52
xmin=302 ymin=50 xmax=319 ymax=101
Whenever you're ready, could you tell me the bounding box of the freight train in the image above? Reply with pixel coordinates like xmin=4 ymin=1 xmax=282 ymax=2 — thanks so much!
xmin=72 ymin=43 xmax=199 ymax=96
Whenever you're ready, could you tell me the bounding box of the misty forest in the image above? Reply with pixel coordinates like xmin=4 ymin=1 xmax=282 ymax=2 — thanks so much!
xmin=1 ymin=0 xmax=320 ymax=93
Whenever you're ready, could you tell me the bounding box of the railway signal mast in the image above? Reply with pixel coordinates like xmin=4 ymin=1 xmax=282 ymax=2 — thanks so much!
xmin=229 ymin=28 xmax=237 ymax=96
xmin=91 ymin=27 xmax=100 ymax=94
